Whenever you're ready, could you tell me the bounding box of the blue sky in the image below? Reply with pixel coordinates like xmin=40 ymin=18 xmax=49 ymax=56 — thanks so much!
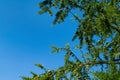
xmin=0 ymin=0 xmax=78 ymax=80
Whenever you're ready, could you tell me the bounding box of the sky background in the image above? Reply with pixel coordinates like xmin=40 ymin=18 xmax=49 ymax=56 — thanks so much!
xmin=0 ymin=0 xmax=78 ymax=80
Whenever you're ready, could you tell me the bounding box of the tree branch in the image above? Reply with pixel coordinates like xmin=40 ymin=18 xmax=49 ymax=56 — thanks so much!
xmin=111 ymin=25 xmax=120 ymax=33
xmin=85 ymin=60 xmax=120 ymax=66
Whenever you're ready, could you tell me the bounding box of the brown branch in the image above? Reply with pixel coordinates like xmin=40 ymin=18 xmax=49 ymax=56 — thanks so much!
xmin=70 ymin=50 xmax=81 ymax=62
xmin=111 ymin=25 xmax=120 ymax=33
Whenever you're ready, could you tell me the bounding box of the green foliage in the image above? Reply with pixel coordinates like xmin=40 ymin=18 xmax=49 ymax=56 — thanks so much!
xmin=22 ymin=0 xmax=120 ymax=80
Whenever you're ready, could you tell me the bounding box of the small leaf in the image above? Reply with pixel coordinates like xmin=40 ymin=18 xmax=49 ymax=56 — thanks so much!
xmin=51 ymin=45 xmax=59 ymax=53
xmin=75 ymin=45 xmax=80 ymax=49
xmin=35 ymin=64 xmax=44 ymax=69
xmin=65 ymin=43 xmax=70 ymax=48
xmin=31 ymin=72 xmax=38 ymax=78
xmin=113 ymin=52 xmax=120 ymax=57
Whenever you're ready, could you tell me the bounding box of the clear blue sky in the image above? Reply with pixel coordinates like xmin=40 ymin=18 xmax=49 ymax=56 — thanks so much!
xmin=0 ymin=0 xmax=78 ymax=80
